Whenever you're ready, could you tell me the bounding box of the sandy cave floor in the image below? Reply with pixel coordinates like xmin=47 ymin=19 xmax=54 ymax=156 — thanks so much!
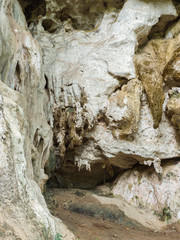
xmin=45 ymin=188 xmax=180 ymax=240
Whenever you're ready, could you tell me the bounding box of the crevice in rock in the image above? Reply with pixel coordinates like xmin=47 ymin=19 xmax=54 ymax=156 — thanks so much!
xmin=15 ymin=61 xmax=21 ymax=78
xmin=44 ymin=74 xmax=48 ymax=90
xmin=164 ymin=15 xmax=180 ymax=39
xmin=33 ymin=128 xmax=39 ymax=147
xmin=42 ymin=19 xmax=58 ymax=33
xmin=148 ymin=15 xmax=178 ymax=40
xmin=37 ymin=137 xmax=44 ymax=154
xmin=18 ymin=0 xmax=46 ymax=25
xmin=136 ymin=14 xmax=179 ymax=52
xmin=14 ymin=61 xmax=22 ymax=91
xmin=108 ymin=71 xmax=129 ymax=87
xmin=163 ymin=50 xmax=180 ymax=88
xmin=172 ymin=0 xmax=180 ymax=15
xmin=107 ymin=72 xmax=129 ymax=98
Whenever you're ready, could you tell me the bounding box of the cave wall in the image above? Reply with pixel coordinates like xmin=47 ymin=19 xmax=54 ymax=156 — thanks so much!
xmin=0 ymin=0 xmax=74 ymax=239
xmin=0 ymin=0 xmax=180 ymax=238
xmin=30 ymin=0 xmax=180 ymax=181
xmin=26 ymin=0 xmax=180 ymax=223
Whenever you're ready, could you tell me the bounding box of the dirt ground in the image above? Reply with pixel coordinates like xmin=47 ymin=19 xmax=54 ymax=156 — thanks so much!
xmin=46 ymin=188 xmax=180 ymax=240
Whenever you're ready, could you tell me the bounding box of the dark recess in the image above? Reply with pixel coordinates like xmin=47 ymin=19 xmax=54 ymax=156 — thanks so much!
xmin=18 ymin=0 xmax=46 ymax=24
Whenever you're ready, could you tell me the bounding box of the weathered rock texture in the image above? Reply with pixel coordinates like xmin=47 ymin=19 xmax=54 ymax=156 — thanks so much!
xmin=166 ymin=91 xmax=180 ymax=130
xmin=112 ymin=159 xmax=180 ymax=223
xmin=0 ymin=0 xmax=74 ymax=239
xmin=1 ymin=0 xmax=180 ymax=237
xmin=31 ymin=0 xmax=179 ymax=172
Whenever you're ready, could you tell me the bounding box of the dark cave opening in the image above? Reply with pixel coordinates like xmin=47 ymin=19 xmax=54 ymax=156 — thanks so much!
xmin=45 ymin=155 xmax=180 ymax=190
xmin=45 ymin=150 xmax=123 ymax=190
xmin=18 ymin=0 xmax=46 ymax=24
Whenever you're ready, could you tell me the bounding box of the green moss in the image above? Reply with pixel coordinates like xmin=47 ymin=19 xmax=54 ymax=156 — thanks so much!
xmin=159 ymin=207 xmax=172 ymax=222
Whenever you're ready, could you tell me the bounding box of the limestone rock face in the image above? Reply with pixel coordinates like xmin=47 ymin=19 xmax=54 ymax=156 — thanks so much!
xmin=32 ymin=0 xmax=179 ymax=172
xmin=105 ymin=79 xmax=142 ymax=136
xmin=1 ymin=0 xmax=180 ymax=237
xmin=166 ymin=90 xmax=180 ymax=130
xmin=135 ymin=40 xmax=168 ymax=128
xmin=112 ymin=160 xmax=180 ymax=222
xmin=164 ymin=34 xmax=180 ymax=87
xmin=0 ymin=1 xmax=74 ymax=239
xmin=0 ymin=82 xmax=74 ymax=240
xmin=31 ymin=0 xmax=180 ymax=224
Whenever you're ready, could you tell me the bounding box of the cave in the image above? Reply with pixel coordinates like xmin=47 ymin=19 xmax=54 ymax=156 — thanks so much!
xmin=0 ymin=0 xmax=180 ymax=239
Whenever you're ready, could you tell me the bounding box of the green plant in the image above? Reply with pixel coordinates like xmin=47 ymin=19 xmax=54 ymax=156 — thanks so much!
xmin=55 ymin=233 xmax=63 ymax=240
xmin=171 ymin=92 xmax=180 ymax=98
xmin=159 ymin=207 xmax=172 ymax=222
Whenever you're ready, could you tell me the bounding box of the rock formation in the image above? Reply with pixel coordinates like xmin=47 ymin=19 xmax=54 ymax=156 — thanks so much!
xmin=0 ymin=0 xmax=74 ymax=239
xmin=0 ymin=0 xmax=180 ymax=238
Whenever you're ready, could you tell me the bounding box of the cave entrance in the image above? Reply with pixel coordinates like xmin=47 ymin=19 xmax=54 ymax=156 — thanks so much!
xmin=45 ymin=148 xmax=122 ymax=190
